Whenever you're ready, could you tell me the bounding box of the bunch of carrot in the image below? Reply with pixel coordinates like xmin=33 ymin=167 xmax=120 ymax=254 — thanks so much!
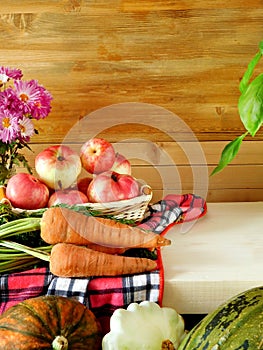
xmin=40 ymin=207 xmax=171 ymax=278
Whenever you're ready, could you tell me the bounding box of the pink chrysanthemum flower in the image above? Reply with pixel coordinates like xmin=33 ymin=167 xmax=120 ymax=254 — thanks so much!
xmin=0 ymin=66 xmax=52 ymax=185
xmin=18 ymin=116 xmax=35 ymax=141
xmin=14 ymin=79 xmax=52 ymax=119
xmin=32 ymin=89 xmax=53 ymax=120
xmin=0 ymin=88 xmax=21 ymax=112
xmin=0 ymin=109 xmax=20 ymax=143
xmin=0 ymin=66 xmax=23 ymax=86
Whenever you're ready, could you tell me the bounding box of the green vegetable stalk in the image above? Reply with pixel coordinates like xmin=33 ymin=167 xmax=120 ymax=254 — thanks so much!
xmin=0 ymin=214 xmax=51 ymax=274
xmin=211 ymin=40 xmax=263 ymax=175
xmin=0 ymin=242 xmax=51 ymax=273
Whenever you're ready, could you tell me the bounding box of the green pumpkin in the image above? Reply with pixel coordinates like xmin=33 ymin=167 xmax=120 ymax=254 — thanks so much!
xmin=178 ymin=286 xmax=263 ymax=349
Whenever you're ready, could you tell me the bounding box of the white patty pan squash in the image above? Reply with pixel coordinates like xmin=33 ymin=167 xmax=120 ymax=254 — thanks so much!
xmin=102 ymin=301 xmax=185 ymax=350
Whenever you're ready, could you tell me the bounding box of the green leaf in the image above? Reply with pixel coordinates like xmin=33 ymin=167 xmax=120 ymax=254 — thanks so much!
xmin=238 ymin=73 xmax=263 ymax=136
xmin=239 ymin=51 xmax=262 ymax=94
xmin=210 ymin=133 xmax=247 ymax=176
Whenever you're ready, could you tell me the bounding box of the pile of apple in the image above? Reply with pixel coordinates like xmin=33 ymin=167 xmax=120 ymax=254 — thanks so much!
xmin=5 ymin=138 xmax=142 ymax=211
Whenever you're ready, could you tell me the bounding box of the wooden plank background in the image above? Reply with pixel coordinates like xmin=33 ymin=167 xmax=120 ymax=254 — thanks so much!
xmin=1 ymin=0 xmax=263 ymax=203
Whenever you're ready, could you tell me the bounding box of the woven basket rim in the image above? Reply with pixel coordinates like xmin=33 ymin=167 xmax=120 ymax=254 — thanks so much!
xmin=81 ymin=192 xmax=152 ymax=209
xmin=10 ymin=186 xmax=153 ymax=216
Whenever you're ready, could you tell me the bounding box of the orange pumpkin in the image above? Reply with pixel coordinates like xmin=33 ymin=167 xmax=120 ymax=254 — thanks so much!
xmin=0 ymin=295 xmax=102 ymax=349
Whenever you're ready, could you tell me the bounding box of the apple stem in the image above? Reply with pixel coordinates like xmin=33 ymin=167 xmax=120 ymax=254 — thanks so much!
xmin=111 ymin=173 xmax=118 ymax=182
xmin=58 ymin=180 xmax=63 ymax=190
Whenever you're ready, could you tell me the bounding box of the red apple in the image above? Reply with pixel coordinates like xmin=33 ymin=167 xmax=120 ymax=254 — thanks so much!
xmin=111 ymin=153 xmax=131 ymax=175
xmin=6 ymin=173 xmax=49 ymax=210
xmin=48 ymin=189 xmax=88 ymax=207
xmin=35 ymin=145 xmax=82 ymax=190
xmin=76 ymin=177 xmax=93 ymax=194
xmin=87 ymin=171 xmax=140 ymax=203
xmin=80 ymin=138 xmax=115 ymax=174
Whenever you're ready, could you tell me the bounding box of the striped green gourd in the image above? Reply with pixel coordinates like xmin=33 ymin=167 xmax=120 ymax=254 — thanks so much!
xmin=178 ymin=286 xmax=263 ymax=349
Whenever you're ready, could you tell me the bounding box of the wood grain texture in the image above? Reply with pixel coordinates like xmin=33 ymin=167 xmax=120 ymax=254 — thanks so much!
xmin=0 ymin=1 xmax=262 ymax=202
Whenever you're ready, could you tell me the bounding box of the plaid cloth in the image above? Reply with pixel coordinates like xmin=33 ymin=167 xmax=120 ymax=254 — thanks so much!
xmin=0 ymin=193 xmax=206 ymax=334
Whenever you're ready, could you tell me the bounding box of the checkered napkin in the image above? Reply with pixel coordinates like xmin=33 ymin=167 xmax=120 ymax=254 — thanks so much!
xmin=0 ymin=193 xmax=206 ymax=334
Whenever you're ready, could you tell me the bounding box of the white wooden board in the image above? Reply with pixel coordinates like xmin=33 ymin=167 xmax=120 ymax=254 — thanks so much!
xmin=162 ymin=202 xmax=263 ymax=314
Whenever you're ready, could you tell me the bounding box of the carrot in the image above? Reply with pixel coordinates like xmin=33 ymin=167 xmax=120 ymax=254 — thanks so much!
xmin=40 ymin=207 xmax=170 ymax=251
xmin=0 ymin=186 xmax=10 ymax=205
xmin=83 ymin=243 xmax=127 ymax=255
xmin=0 ymin=186 xmax=5 ymax=200
xmin=50 ymin=243 xmax=158 ymax=277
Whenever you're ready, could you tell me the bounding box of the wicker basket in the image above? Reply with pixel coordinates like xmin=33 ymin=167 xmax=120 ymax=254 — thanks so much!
xmin=9 ymin=185 xmax=153 ymax=223
xmin=82 ymin=185 xmax=152 ymax=222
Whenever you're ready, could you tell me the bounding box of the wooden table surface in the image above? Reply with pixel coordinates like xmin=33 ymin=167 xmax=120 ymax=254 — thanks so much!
xmin=162 ymin=201 xmax=263 ymax=314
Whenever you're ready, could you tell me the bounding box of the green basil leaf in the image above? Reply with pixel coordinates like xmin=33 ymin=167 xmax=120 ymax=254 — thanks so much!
xmin=239 ymin=51 xmax=262 ymax=94
xmin=210 ymin=133 xmax=247 ymax=176
xmin=238 ymin=73 xmax=263 ymax=136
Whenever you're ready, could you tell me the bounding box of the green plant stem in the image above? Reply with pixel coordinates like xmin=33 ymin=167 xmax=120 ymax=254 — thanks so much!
xmin=0 ymin=243 xmax=51 ymax=274
xmin=0 ymin=245 xmax=51 ymax=259
xmin=0 ymin=259 xmax=44 ymax=274
xmin=0 ymin=217 xmax=41 ymax=239
xmin=0 ymin=215 xmax=49 ymax=273
xmin=0 ymin=240 xmax=50 ymax=262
